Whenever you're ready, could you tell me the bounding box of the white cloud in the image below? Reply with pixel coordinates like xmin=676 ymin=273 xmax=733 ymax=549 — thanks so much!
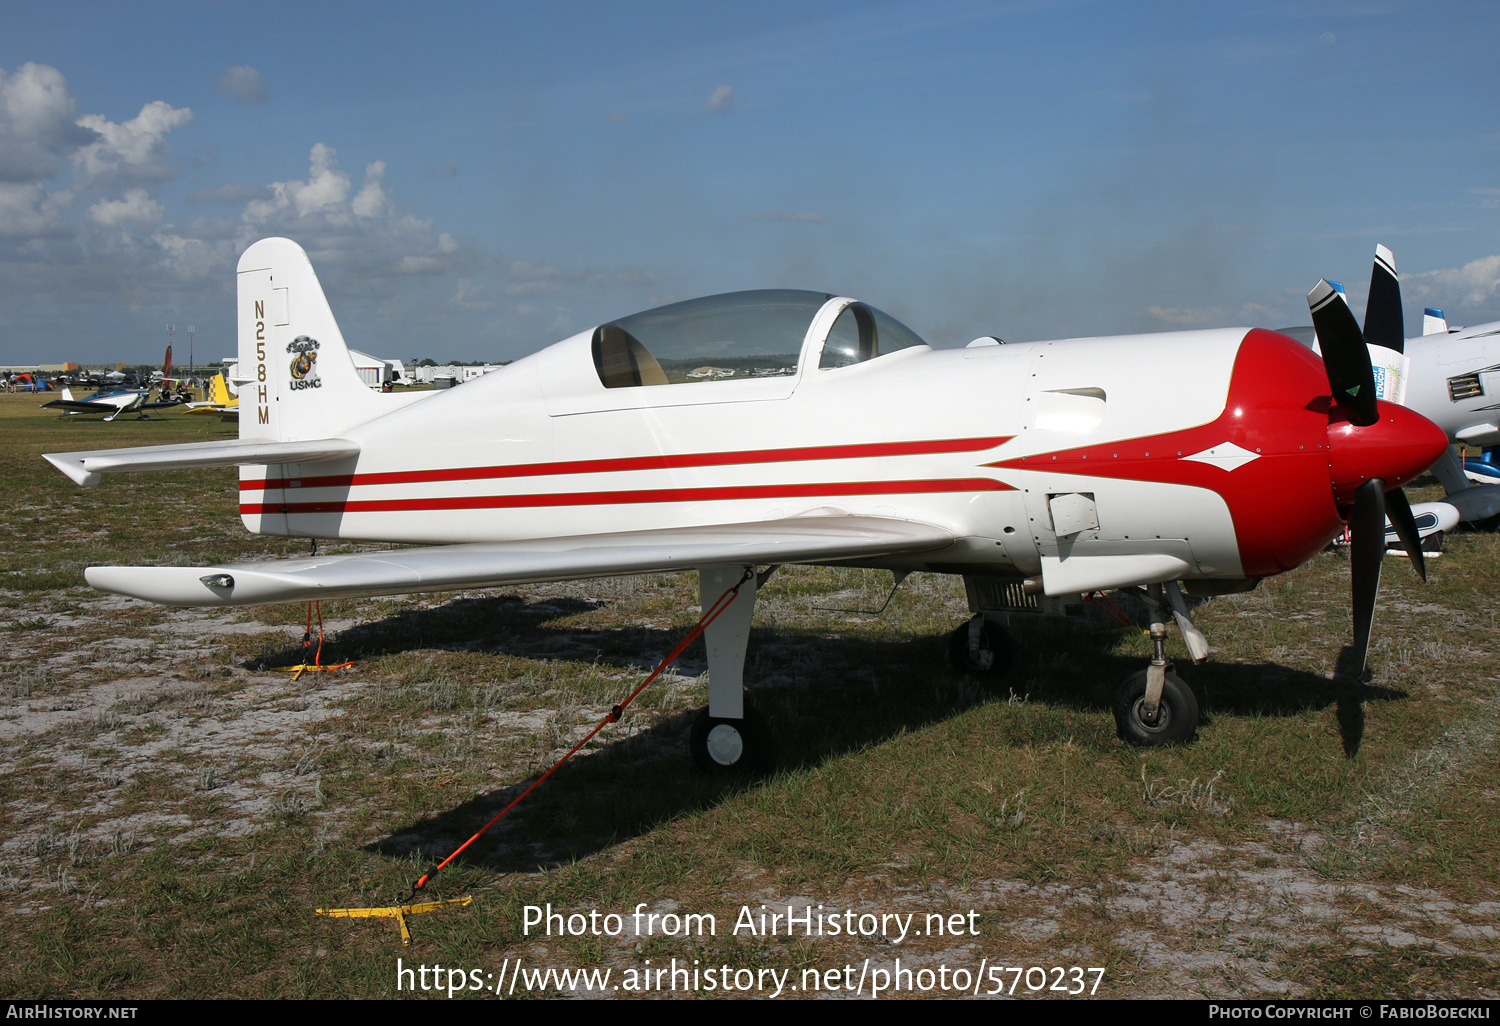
xmin=351 ymin=160 xmax=388 ymax=218
xmin=231 ymin=144 xmax=468 ymax=293
xmin=0 ymin=181 xmax=72 ymax=238
xmin=0 ymin=62 xmax=99 ymax=182
xmin=73 ymin=99 xmax=193 ymax=185
xmin=243 ymin=142 xmax=351 ymax=223
xmin=151 ymin=231 xmax=224 ymax=282
xmin=447 ymin=278 xmax=492 ymax=310
xmin=86 ymin=188 xmax=164 ymax=228
xmin=187 ymin=183 xmax=272 ymax=204
xmin=1402 ymin=254 xmax=1500 ymax=313
xmin=708 ymin=84 xmax=735 ymax=113
xmin=0 ymin=113 xmax=470 ymax=352
xmin=217 ymin=65 xmax=268 ymax=105
xmin=397 ymin=255 xmax=446 ymax=274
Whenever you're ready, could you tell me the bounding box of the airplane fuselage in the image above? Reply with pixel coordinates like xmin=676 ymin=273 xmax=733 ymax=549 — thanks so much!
xmin=1403 ymin=321 xmax=1500 ymax=445
xmin=235 ymin=319 xmax=1435 ymax=596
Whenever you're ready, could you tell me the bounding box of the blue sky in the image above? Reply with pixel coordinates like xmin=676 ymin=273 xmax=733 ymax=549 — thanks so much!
xmin=3 ymin=0 xmax=1498 ymax=366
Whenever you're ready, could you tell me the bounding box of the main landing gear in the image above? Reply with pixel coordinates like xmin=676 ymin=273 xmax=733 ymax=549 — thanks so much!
xmin=690 ymin=565 xmax=776 ymax=775
xmin=690 ymin=702 xmax=774 ymax=774
xmin=948 ymin=614 xmax=1013 ymax=678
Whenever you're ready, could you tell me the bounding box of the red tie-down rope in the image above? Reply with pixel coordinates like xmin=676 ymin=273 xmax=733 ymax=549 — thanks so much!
xmin=291 ymin=601 xmax=354 ymax=681
xmin=1082 ymin=590 xmax=1139 ymax=629
xmin=403 ymin=567 xmax=754 ymax=901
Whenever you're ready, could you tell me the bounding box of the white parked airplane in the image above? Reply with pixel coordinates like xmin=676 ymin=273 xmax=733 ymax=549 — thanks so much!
xmin=1287 ymin=245 xmax=1500 ymax=528
xmin=43 ymin=238 xmax=1448 ymax=764
xmin=42 ymin=384 xmax=182 ymax=421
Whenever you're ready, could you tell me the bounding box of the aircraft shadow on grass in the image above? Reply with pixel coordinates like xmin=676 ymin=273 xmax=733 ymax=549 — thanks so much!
xmin=261 ymin=591 xmax=1405 ymax=872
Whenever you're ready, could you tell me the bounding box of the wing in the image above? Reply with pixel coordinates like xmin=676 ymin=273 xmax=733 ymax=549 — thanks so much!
xmin=40 ymin=399 xmax=123 ymax=414
xmin=85 ymin=515 xmax=955 ymax=607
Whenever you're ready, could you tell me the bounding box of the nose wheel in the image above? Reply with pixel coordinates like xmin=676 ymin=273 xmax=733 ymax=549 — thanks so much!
xmin=690 ymin=701 xmax=774 ymax=774
xmin=1114 ymin=668 xmax=1198 ymax=746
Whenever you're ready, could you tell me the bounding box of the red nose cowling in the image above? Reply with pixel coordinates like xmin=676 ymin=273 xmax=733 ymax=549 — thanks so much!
xmin=1196 ymin=330 xmax=1448 ymax=578
xmin=984 ymin=330 xmax=1450 ymax=580
xmin=1325 ymin=401 xmax=1449 ymax=506
xmin=1226 ymin=330 xmax=1449 ymax=576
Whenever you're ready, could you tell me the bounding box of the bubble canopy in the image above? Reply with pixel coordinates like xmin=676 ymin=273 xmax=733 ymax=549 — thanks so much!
xmin=591 ymin=289 xmax=928 ymax=388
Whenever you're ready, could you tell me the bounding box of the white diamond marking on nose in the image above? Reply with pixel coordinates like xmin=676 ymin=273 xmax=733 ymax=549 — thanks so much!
xmin=1181 ymin=442 xmax=1261 ymax=472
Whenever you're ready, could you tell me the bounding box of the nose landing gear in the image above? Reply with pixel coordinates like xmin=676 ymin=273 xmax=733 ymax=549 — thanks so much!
xmin=1113 ymin=624 xmax=1199 ymax=746
xmin=1114 ymin=585 xmax=1204 ymax=745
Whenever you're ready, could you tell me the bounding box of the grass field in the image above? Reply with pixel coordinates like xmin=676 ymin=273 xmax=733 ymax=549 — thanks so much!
xmin=1 ymin=391 xmax=1496 ymax=1000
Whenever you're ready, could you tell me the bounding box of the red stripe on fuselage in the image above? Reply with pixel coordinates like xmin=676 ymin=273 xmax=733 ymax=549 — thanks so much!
xmin=238 ymin=477 xmax=1014 ymax=516
xmin=989 ymin=329 xmax=1342 ymax=578
xmin=239 ymin=436 xmax=1013 ymax=493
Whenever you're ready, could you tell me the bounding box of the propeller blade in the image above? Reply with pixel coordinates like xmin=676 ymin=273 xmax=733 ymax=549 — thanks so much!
xmin=1310 ymin=279 xmax=1380 ymax=426
xmin=1363 ymin=244 xmax=1405 ymax=352
xmin=1383 ymin=485 xmax=1427 ymax=581
xmin=1348 ymin=478 xmax=1386 ymax=678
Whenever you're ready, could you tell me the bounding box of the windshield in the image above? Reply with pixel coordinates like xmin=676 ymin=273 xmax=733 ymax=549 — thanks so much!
xmin=819 ymin=302 xmax=929 ymax=369
xmin=594 ymin=290 xmax=831 ymax=387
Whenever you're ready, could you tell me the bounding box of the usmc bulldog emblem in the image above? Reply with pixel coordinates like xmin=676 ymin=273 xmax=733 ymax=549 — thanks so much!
xmin=288 ymin=335 xmax=322 ymax=390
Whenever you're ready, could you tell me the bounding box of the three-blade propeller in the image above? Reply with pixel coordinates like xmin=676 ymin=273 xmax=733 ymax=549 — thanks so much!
xmin=1307 ymin=246 xmax=1427 ymax=679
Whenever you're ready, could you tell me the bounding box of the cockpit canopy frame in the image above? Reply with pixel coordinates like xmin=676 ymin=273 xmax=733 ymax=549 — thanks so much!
xmin=591 ymin=289 xmax=927 ymax=389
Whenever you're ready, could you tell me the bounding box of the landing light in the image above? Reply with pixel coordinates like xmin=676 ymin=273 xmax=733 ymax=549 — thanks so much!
xmin=200 ymin=574 xmax=234 ymax=590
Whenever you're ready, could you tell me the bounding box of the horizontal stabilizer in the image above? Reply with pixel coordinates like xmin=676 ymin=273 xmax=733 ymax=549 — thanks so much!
xmin=84 ymin=516 xmax=954 ymax=607
xmin=44 ymin=438 xmax=359 ymax=487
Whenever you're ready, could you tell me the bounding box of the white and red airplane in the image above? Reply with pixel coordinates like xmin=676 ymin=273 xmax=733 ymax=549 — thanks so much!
xmin=44 ymin=238 xmax=1448 ymax=766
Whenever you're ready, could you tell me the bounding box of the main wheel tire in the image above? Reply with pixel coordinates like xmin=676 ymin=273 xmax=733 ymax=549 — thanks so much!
xmin=690 ymin=701 xmax=774 ymax=774
xmin=948 ymin=617 xmax=1013 ymax=677
xmin=1113 ymin=669 xmax=1199 ymax=746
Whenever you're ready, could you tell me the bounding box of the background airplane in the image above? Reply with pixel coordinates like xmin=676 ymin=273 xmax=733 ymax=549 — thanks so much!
xmin=182 ymin=373 xmax=239 ymax=422
xmin=42 ymin=238 xmax=1447 ymax=765
xmin=1289 ymin=246 xmax=1500 ymax=529
xmin=42 ymin=348 xmax=184 ymax=421
xmin=41 ymin=383 xmax=183 ymax=421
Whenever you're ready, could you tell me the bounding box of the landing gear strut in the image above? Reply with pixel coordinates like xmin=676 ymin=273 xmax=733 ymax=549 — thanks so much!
xmin=948 ymin=614 xmax=1013 ymax=677
xmin=1113 ymin=621 xmax=1199 ymax=745
xmin=692 ymin=564 xmax=777 ymax=774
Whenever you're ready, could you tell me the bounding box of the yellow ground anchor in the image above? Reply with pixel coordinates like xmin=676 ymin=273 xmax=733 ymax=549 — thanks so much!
xmin=316 ymin=896 xmax=473 ymax=946
xmin=276 ymin=600 xmax=355 ymax=681
xmin=280 ymin=660 xmax=355 ymax=682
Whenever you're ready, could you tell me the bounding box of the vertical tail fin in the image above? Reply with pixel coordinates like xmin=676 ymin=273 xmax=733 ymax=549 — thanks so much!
xmin=236 ymin=237 xmax=391 ymax=442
